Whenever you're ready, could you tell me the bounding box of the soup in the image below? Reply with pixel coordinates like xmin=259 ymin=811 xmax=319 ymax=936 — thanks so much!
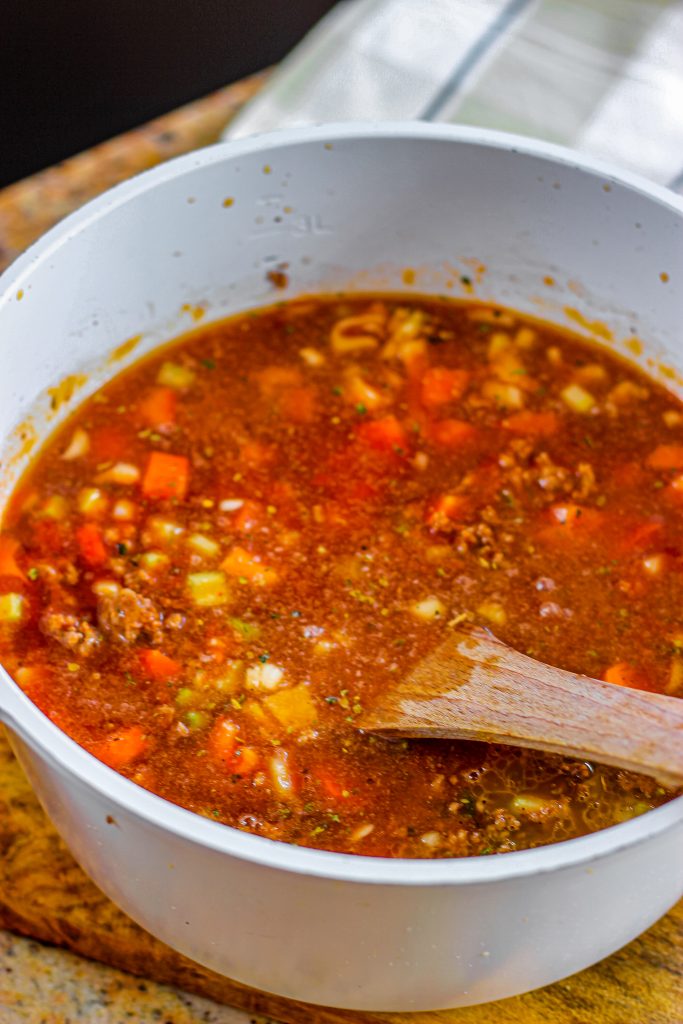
xmin=0 ymin=296 xmax=680 ymax=857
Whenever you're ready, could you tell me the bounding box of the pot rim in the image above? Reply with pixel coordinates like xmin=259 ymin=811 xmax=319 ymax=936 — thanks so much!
xmin=1 ymin=120 xmax=682 ymax=887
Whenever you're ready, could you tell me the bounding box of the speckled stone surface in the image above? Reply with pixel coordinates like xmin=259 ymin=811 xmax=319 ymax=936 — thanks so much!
xmin=0 ymin=70 xmax=681 ymax=1024
xmin=0 ymin=931 xmax=271 ymax=1024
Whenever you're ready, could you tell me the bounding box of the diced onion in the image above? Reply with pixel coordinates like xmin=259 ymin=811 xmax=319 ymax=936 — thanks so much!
xmin=157 ymin=361 xmax=195 ymax=389
xmin=77 ymin=488 xmax=108 ymax=517
xmin=187 ymin=533 xmax=220 ymax=559
xmin=561 ymin=384 xmax=595 ymax=414
xmin=477 ymin=601 xmax=507 ymax=627
xmin=299 ymin=347 xmax=326 ymax=367
xmin=61 ymin=427 xmax=90 ymax=460
xmin=411 ymin=596 xmax=446 ymax=621
xmin=245 ymin=662 xmax=285 ymax=690
xmin=96 ymin=462 xmax=140 ymax=485
xmin=219 ymin=498 xmax=244 ymax=512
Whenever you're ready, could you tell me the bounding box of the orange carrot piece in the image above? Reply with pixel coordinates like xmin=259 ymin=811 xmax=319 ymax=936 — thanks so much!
xmin=231 ymin=500 xmax=265 ymax=533
xmin=425 ymin=494 xmax=470 ymax=530
xmin=139 ymin=648 xmax=181 ymax=681
xmin=0 ymin=536 xmax=23 ymax=578
xmin=208 ymin=718 xmax=259 ymax=775
xmin=138 ymin=386 xmax=177 ymax=427
xmin=93 ymin=725 xmax=148 ymax=769
xmin=358 ymin=415 xmax=410 ymax=454
xmin=502 ymin=411 xmax=559 ymax=437
xmin=76 ymin=523 xmax=107 ymax=566
xmin=420 ymin=367 xmax=470 ymax=408
xmin=221 ymin=545 xmax=278 ymax=586
xmin=142 ymin=452 xmax=189 ymax=501
xmin=646 ymin=444 xmax=683 ymax=470
xmin=603 ymin=662 xmax=649 ymax=690
xmin=429 ymin=419 xmax=477 ymax=448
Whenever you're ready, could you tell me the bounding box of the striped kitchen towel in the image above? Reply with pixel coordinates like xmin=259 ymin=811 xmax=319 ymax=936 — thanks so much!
xmin=224 ymin=0 xmax=683 ymax=193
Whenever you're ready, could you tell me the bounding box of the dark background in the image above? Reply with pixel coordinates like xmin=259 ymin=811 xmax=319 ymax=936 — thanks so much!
xmin=1 ymin=0 xmax=337 ymax=188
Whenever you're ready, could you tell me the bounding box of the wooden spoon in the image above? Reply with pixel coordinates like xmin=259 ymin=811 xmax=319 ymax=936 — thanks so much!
xmin=360 ymin=625 xmax=683 ymax=787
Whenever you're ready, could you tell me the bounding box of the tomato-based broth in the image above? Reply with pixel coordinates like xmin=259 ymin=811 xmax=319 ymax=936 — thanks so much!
xmin=1 ymin=296 xmax=681 ymax=857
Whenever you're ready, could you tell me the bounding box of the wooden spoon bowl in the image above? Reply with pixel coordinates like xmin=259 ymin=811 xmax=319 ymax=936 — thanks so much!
xmin=360 ymin=625 xmax=683 ymax=787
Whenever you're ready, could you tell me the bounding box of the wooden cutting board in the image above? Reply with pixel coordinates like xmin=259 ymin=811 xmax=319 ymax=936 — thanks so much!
xmin=0 ymin=69 xmax=681 ymax=1024
xmin=0 ymin=729 xmax=681 ymax=1024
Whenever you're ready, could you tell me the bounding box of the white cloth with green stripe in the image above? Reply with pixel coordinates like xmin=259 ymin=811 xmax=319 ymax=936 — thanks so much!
xmin=223 ymin=0 xmax=683 ymax=193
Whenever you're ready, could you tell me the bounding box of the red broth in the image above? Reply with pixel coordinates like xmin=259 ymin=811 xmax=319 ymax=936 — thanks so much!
xmin=0 ymin=296 xmax=680 ymax=857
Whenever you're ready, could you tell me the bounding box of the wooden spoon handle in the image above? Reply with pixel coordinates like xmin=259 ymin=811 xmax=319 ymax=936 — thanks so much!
xmin=361 ymin=628 xmax=683 ymax=787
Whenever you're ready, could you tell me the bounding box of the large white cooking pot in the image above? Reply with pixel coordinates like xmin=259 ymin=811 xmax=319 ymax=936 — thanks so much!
xmin=0 ymin=124 xmax=682 ymax=1012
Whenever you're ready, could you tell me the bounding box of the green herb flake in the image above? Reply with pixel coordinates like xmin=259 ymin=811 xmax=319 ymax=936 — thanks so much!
xmin=201 ymin=358 xmax=216 ymax=370
xmin=117 ymin=543 xmax=128 ymax=556
xmin=355 ymin=403 xmax=367 ymax=415
xmin=27 ymin=567 xmax=39 ymax=581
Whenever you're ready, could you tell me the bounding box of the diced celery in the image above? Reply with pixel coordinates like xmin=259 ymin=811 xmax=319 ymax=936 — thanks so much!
xmin=482 ymin=380 xmax=524 ymax=410
xmin=561 ymin=383 xmax=595 ymax=414
xmin=185 ymin=710 xmax=208 ymax=730
xmin=139 ymin=550 xmax=170 ymax=572
xmin=157 ymin=361 xmax=195 ymax=390
xmin=187 ymin=571 xmax=230 ymax=607
xmin=146 ymin=517 xmax=184 ymax=545
xmin=187 ymin=533 xmax=220 ymax=559
xmin=0 ymin=593 xmax=25 ymax=623
xmin=227 ymin=617 xmax=260 ymax=640
xmin=175 ymin=687 xmax=197 ymax=707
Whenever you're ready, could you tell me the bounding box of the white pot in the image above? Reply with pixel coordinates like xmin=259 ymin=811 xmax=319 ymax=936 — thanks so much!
xmin=0 ymin=124 xmax=681 ymax=1012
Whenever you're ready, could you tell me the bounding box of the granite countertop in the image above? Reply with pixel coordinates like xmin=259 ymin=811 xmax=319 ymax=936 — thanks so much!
xmin=0 ymin=72 xmax=273 ymax=1024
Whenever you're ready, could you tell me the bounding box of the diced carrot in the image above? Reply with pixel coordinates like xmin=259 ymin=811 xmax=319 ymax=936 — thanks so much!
xmin=221 ymin=545 xmax=278 ymax=586
xmin=502 ymin=411 xmax=559 ymax=437
xmin=357 ymin=415 xmax=409 ymax=454
xmin=142 ymin=452 xmax=189 ymax=501
xmin=209 ymin=717 xmax=259 ymax=775
xmin=667 ymin=473 xmax=683 ymax=497
xmin=280 ymin=386 xmax=317 ymax=424
xmin=138 ymin=386 xmax=177 ymax=427
xmin=231 ymin=745 xmax=260 ymax=776
xmin=209 ymin=717 xmax=238 ymax=764
xmin=92 ymin=725 xmax=148 ymax=769
xmin=319 ymin=771 xmax=345 ymax=800
xmin=603 ymin=662 xmax=650 ymax=690
xmin=231 ymin=500 xmax=265 ymax=533
xmin=76 ymin=523 xmax=107 ymax=566
xmin=0 ymin=536 xmax=23 ymax=578
xmin=429 ymin=419 xmax=477 ymax=448
xmin=139 ymin=648 xmax=181 ymax=681
xmin=425 ymin=494 xmax=471 ymax=531
xmin=420 ymin=367 xmax=470 ymax=408
xmin=646 ymin=444 xmax=683 ymax=470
